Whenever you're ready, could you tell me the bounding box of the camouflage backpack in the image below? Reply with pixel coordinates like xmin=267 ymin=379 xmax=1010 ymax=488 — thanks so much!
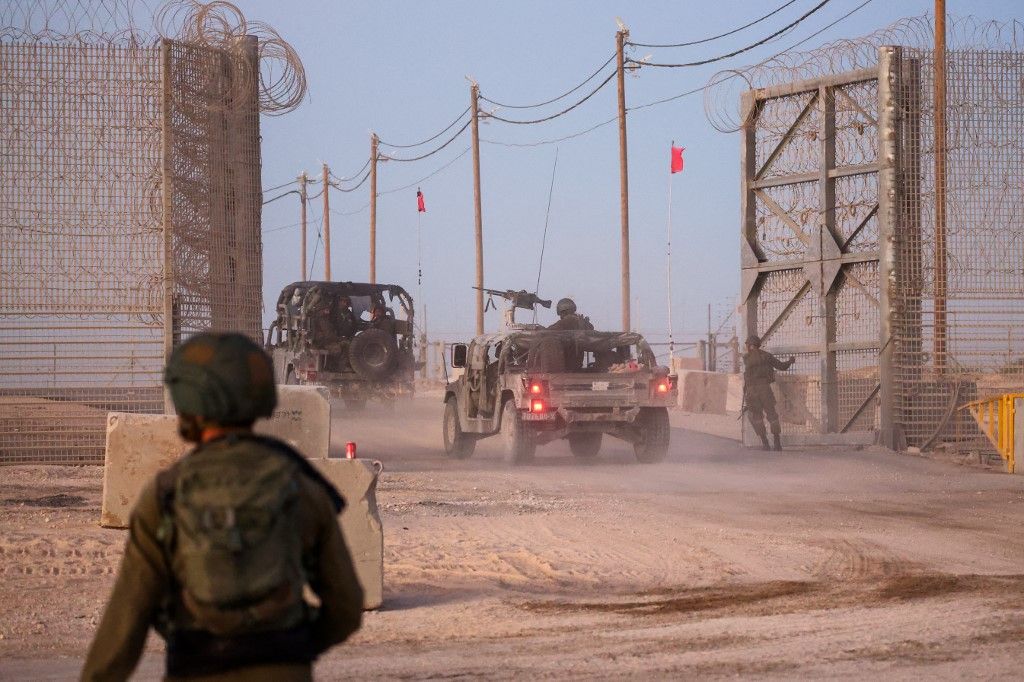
xmin=158 ymin=441 xmax=308 ymax=636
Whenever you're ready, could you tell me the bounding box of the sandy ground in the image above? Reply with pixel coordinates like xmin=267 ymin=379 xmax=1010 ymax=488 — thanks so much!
xmin=3 ymin=398 xmax=1024 ymax=680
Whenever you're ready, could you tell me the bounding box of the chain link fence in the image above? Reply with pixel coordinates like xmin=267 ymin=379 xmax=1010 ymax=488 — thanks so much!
xmin=0 ymin=1 xmax=304 ymax=464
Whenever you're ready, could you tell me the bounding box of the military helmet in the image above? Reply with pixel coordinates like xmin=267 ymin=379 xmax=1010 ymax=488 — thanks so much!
xmin=746 ymin=334 xmax=762 ymax=348
xmin=556 ymin=297 xmax=577 ymax=317
xmin=164 ymin=332 xmax=276 ymax=424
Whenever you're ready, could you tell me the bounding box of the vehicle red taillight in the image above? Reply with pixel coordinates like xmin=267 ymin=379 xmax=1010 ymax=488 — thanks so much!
xmin=651 ymin=377 xmax=672 ymax=397
xmin=526 ymin=377 xmax=548 ymax=396
xmin=531 ymin=398 xmax=546 ymax=413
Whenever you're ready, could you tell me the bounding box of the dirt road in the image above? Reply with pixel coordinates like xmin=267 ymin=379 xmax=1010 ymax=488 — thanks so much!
xmin=3 ymin=398 xmax=1024 ymax=679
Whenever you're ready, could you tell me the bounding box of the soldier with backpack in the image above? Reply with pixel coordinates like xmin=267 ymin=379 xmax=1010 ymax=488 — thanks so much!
xmin=82 ymin=332 xmax=363 ymax=681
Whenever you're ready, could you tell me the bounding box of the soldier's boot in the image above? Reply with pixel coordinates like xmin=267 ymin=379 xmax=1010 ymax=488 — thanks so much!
xmin=772 ymin=433 xmax=782 ymax=451
xmin=751 ymin=423 xmax=770 ymax=450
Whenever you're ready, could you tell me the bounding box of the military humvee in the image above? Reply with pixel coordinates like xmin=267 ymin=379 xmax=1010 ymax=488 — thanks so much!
xmin=265 ymin=281 xmax=416 ymax=408
xmin=442 ymin=329 xmax=676 ymax=464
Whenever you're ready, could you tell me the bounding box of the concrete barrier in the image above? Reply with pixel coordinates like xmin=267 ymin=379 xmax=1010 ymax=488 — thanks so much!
xmin=314 ymin=459 xmax=384 ymax=609
xmin=677 ymin=370 xmax=733 ymax=414
xmin=100 ymin=385 xmax=384 ymax=609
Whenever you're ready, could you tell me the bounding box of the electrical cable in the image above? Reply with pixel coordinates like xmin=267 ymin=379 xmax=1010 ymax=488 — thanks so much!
xmin=262 ymin=189 xmax=300 ymax=205
xmin=630 ymin=0 xmax=874 ymax=111
xmin=327 ymin=168 xmax=372 ymax=192
xmin=636 ymin=0 xmax=833 ymax=68
xmin=480 ymin=52 xmax=616 ymax=110
xmin=482 ymin=116 xmax=617 ymax=148
xmin=329 ymin=157 xmax=371 ymax=184
xmin=262 ymin=219 xmax=303 ymax=234
xmin=383 ymin=118 xmax=472 ymax=162
xmin=489 ymin=70 xmax=616 ymax=125
xmin=262 ymin=178 xmax=297 ymax=193
xmin=330 ymin=203 xmax=370 ymax=217
xmin=308 ymin=211 xmax=324 ymax=280
xmin=377 ymin=105 xmax=471 ymax=148
xmin=377 ymin=147 xmax=471 ymax=195
xmin=306 ymin=186 xmax=324 ymax=201
xmin=629 ymin=0 xmax=799 ymax=48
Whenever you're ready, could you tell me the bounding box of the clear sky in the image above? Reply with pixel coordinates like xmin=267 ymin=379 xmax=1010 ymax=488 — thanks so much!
xmin=246 ymin=0 xmax=1020 ymax=345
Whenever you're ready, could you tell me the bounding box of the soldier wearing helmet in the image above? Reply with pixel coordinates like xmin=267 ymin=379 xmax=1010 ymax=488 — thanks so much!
xmin=547 ymin=297 xmax=594 ymax=331
xmin=742 ymin=333 xmax=795 ymax=451
xmin=83 ymin=332 xmax=363 ymax=681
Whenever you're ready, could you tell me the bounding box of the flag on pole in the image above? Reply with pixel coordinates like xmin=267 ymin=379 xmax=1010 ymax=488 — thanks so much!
xmin=670 ymin=145 xmax=684 ymax=174
xmin=417 ymin=188 xmax=426 ymax=213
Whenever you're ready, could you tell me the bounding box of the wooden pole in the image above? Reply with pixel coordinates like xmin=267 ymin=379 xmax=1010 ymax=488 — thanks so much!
xmin=370 ymin=133 xmax=379 ymax=284
xmin=470 ymin=82 xmax=485 ymax=335
xmin=299 ymin=172 xmax=307 ymax=279
xmin=321 ymin=163 xmax=331 ymax=280
xmin=616 ymin=27 xmax=631 ymax=332
xmin=933 ymin=0 xmax=948 ymax=371
xmin=666 ymin=141 xmax=675 ymax=370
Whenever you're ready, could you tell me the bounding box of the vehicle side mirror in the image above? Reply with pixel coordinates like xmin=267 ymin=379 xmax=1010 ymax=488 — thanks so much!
xmin=451 ymin=344 xmax=468 ymax=369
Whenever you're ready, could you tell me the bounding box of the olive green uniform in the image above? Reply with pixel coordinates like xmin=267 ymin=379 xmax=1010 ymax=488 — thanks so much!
xmin=743 ymin=347 xmax=794 ymax=445
xmin=81 ymin=436 xmax=364 ymax=681
xmin=547 ymin=313 xmax=593 ymax=332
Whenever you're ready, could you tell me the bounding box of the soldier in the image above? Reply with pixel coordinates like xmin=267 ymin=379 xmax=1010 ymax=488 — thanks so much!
xmin=547 ymin=297 xmax=594 ymax=331
xmin=742 ymin=334 xmax=795 ymax=451
xmin=82 ymin=332 xmax=363 ymax=681
xmin=336 ymin=295 xmax=357 ymax=338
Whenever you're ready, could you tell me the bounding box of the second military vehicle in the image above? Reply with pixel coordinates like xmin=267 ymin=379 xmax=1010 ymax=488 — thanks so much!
xmin=442 ymin=325 xmax=677 ymax=464
xmin=265 ymin=281 xmax=417 ymax=408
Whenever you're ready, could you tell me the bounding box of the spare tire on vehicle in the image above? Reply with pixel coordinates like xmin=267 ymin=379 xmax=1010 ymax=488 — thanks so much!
xmin=348 ymin=328 xmax=398 ymax=380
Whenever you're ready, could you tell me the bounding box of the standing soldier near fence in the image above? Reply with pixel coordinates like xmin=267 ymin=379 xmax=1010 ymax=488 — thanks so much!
xmin=82 ymin=332 xmax=363 ymax=681
xmin=742 ymin=334 xmax=795 ymax=451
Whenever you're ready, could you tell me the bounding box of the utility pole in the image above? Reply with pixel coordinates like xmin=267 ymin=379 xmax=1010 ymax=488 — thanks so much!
xmin=298 ymin=172 xmax=307 ymax=279
xmin=369 ymin=133 xmax=379 ymax=284
xmin=470 ymin=80 xmax=485 ymax=335
xmin=933 ymin=0 xmax=948 ymax=372
xmin=322 ymin=163 xmax=331 ymax=280
xmin=616 ymin=25 xmax=631 ymax=332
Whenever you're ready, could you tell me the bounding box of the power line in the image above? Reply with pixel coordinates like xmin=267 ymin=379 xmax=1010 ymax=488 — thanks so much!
xmin=636 ymin=0 xmax=833 ymax=68
xmin=480 ymin=52 xmax=616 ymax=110
xmin=378 ymin=147 xmax=471 ymax=195
xmin=262 ymin=189 xmax=300 ymax=205
xmin=377 ymin=105 xmax=471 ymax=149
xmin=482 ymin=116 xmax=617 ymax=148
xmin=628 ymin=0 xmax=799 ymax=48
xmin=262 ymin=178 xmax=296 ymax=193
xmin=328 ymin=167 xmax=372 ymax=192
xmin=330 ymin=203 xmax=370 ymax=218
xmin=262 ymin=219 xmax=303 ymax=234
xmin=382 ymin=117 xmax=472 ymax=162
xmin=329 ymin=158 xmax=371 ymax=184
xmin=489 ymin=70 xmax=617 ymax=125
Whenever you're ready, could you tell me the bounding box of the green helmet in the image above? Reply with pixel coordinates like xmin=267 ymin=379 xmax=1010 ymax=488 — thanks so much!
xmin=556 ymin=297 xmax=577 ymax=317
xmin=164 ymin=332 xmax=277 ymax=424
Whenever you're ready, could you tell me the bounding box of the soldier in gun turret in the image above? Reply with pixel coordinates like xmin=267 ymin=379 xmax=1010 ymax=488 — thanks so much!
xmin=548 ymin=298 xmax=593 ymax=331
xmin=743 ymin=334 xmax=795 ymax=451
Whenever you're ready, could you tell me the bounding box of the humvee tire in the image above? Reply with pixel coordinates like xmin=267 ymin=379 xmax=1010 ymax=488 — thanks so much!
xmin=349 ymin=328 xmax=398 ymax=380
xmin=443 ymin=398 xmax=475 ymax=459
xmin=568 ymin=432 xmax=602 ymax=459
xmin=501 ymin=400 xmax=536 ymax=465
xmin=633 ymin=407 xmax=670 ymax=463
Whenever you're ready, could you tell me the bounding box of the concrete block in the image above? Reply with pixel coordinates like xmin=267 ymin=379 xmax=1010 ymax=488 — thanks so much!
xmin=677 ymin=370 xmax=728 ymax=414
xmin=313 ymin=459 xmax=385 ymax=610
xmin=100 ymin=388 xmax=383 ymax=609
xmin=258 ymin=385 xmax=331 ymax=460
xmin=725 ymin=374 xmax=743 ymax=413
xmin=101 ymin=412 xmax=185 ymax=528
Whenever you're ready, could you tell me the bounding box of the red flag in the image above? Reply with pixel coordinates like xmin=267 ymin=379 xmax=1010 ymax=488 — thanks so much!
xmin=417 ymin=188 xmax=426 ymax=213
xmin=670 ymin=145 xmax=684 ymax=174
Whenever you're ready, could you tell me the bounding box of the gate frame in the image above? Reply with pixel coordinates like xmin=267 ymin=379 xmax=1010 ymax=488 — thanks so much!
xmin=739 ymin=60 xmax=896 ymax=448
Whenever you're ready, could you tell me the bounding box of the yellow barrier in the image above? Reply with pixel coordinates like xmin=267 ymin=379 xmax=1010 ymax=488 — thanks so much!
xmin=961 ymin=393 xmax=1024 ymax=474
